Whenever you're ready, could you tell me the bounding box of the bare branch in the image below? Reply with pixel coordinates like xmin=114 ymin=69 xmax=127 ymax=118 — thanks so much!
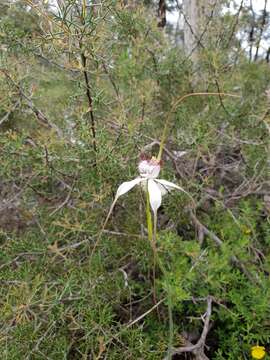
xmin=254 ymin=0 xmax=268 ymax=61
xmin=0 ymin=70 xmax=62 ymax=137
xmin=0 ymin=99 xmax=20 ymax=126
xmin=164 ymin=296 xmax=212 ymax=360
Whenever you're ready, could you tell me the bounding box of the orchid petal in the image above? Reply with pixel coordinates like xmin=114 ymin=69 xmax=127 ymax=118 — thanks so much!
xmin=155 ymin=179 xmax=184 ymax=192
xmin=98 ymin=177 xmax=143 ymax=241
xmin=148 ymin=179 xmax=162 ymax=214
xmin=115 ymin=177 xmax=143 ymax=200
xmin=156 ymin=181 xmax=168 ymax=196
xmin=155 ymin=179 xmax=193 ymax=202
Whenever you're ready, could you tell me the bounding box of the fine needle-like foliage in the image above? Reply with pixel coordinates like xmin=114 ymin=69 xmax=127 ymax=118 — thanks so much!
xmin=0 ymin=1 xmax=270 ymax=359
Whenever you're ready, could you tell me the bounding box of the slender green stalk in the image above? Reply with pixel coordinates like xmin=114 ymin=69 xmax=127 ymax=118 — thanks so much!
xmin=153 ymin=212 xmax=157 ymax=255
xmin=82 ymin=0 xmax=86 ymax=20
xmin=157 ymin=114 xmax=171 ymax=162
xmin=167 ymin=285 xmax=173 ymax=360
xmin=145 ymin=185 xmax=159 ymax=308
xmin=146 ymin=185 xmax=153 ymax=243
xmin=152 ymin=211 xmax=158 ymax=307
xmin=152 ymin=212 xmax=158 ymax=272
xmin=145 ymin=187 xmax=174 ymax=357
xmin=157 ymin=92 xmax=240 ymax=161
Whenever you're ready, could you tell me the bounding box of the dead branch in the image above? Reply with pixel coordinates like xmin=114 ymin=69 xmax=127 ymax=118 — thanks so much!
xmin=0 ymin=251 xmax=43 ymax=271
xmin=226 ymin=0 xmax=244 ymax=47
xmin=0 ymin=174 xmax=37 ymax=211
xmin=49 ymin=181 xmax=75 ymax=216
xmin=254 ymin=0 xmax=268 ymax=61
xmin=0 ymin=69 xmax=62 ymax=137
xmin=125 ymin=298 xmax=165 ymax=329
xmin=164 ymin=296 xmax=212 ymax=360
xmin=0 ymin=99 xmax=20 ymax=126
xmin=80 ymin=51 xmax=97 ymax=153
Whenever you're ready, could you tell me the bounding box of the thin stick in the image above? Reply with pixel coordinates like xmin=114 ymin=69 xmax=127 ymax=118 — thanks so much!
xmin=164 ymin=296 xmax=213 ymax=359
xmin=167 ymin=285 xmax=174 ymax=360
xmin=1 ymin=70 xmax=62 ymax=137
xmin=81 ymin=52 xmax=97 ymax=154
xmin=89 ymin=198 xmax=117 ymax=260
xmin=190 ymin=212 xmax=260 ymax=285
xmin=125 ymin=298 xmax=165 ymax=329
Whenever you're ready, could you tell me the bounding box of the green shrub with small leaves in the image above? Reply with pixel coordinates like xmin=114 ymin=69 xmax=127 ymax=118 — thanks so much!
xmin=0 ymin=1 xmax=269 ymax=359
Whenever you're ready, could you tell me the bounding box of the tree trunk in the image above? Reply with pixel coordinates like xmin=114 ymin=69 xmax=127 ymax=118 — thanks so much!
xmin=183 ymin=0 xmax=219 ymax=63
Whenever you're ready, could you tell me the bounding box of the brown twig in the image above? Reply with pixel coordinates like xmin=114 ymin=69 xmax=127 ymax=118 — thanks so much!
xmin=0 ymin=174 xmax=37 ymax=211
xmin=254 ymin=0 xmax=268 ymax=61
xmin=0 ymin=99 xmax=20 ymax=126
xmin=49 ymin=181 xmax=75 ymax=216
xmin=226 ymin=0 xmax=244 ymax=47
xmin=0 ymin=252 xmax=43 ymax=271
xmin=102 ymin=61 xmax=119 ymax=98
xmin=125 ymin=298 xmax=165 ymax=329
xmin=80 ymin=52 xmax=97 ymax=154
xmin=0 ymin=69 xmax=62 ymax=137
xmin=164 ymin=296 xmax=212 ymax=359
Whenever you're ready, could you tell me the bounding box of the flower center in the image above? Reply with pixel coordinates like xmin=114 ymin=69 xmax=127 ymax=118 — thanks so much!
xmin=138 ymin=157 xmax=161 ymax=179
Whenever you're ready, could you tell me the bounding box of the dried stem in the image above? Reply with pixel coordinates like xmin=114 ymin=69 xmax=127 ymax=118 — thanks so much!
xmin=81 ymin=52 xmax=97 ymax=153
xmin=0 ymin=69 xmax=62 ymax=137
xmin=164 ymin=296 xmax=213 ymax=359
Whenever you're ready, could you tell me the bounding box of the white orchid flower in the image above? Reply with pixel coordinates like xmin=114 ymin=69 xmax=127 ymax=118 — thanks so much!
xmin=95 ymin=156 xmax=191 ymax=250
xmin=114 ymin=157 xmax=188 ymax=215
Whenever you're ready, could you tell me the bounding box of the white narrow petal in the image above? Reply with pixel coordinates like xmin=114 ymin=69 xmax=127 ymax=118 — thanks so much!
xmin=155 ymin=178 xmax=193 ymax=201
xmin=155 ymin=179 xmax=184 ymax=191
xmin=156 ymin=181 xmax=168 ymax=196
xmin=148 ymin=179 xmax=162 ymax=213
xmin=115 ymin=177 xmax=143 ymax=200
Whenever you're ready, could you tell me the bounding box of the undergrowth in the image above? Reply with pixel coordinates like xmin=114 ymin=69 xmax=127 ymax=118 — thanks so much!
xmin=0 ymin=1 xmax=270 ymax=359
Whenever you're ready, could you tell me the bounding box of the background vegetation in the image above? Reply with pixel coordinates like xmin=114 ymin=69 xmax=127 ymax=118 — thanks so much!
xmin=0 ymin=1 xmax=269 ymax=359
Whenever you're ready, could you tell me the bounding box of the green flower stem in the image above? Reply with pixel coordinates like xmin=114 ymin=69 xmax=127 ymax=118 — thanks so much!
xmin=167 ymin=285 xmax=173 ymax=360
xmin=152 ymin=211 xmax=158 ymax=306
xmin=145 ymin=185 xmax=159 ymax=309
xmin=153 ymin=211 xmax=157 ymax=255
xmin=146 ymin=186 xmax=153 ymax=243
xmin=145 ymin=188 xmax=173 ymax=359
xmin=82 ymin=0 xmax=86 ymax=20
